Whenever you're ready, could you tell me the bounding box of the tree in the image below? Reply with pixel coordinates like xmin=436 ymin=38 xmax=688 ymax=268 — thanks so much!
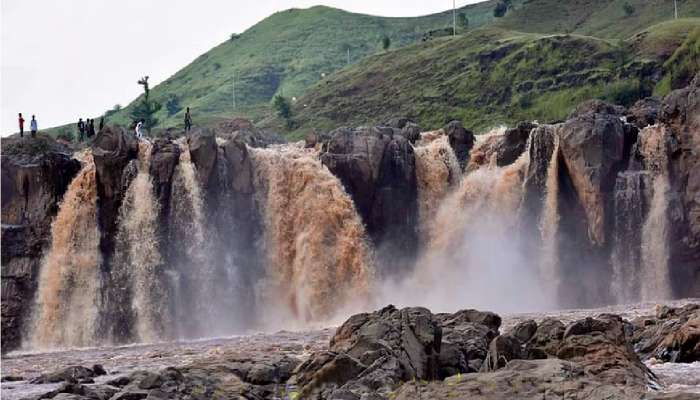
xmin=166 ymin=95 xmax=182 ymax=117
xmin=132 ymin=75 xmax=160 ymax=129
xmin=622 ymin=2 xmax=635 ymax=16
xmin=458 ymin=12 xmax=469 ymax=29
xmin=273 ymin=95 xmax=294 ymax=129
xmin=382 ymin=35 xmax=391 ymax=51
xmin=105 ymin=104 xmax=121 ymax=117
xmin=130 ymin=99 xmax=161 ymax=130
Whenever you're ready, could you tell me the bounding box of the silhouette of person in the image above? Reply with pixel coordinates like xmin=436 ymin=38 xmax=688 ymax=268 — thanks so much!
xmin=99 ymin=116 xmax=105 ymax=131
xmin=89 ymin=119 xmax=95 ymax=138
xmin=78 ymin=118 xmax=85 ymax=141
xmin=30 ymin=115 xmax=38 ymax=138
xmin=184 ymin=107 xmax=192 ymax=132
xmin=18 ymin=113 xmax=25 ymax=137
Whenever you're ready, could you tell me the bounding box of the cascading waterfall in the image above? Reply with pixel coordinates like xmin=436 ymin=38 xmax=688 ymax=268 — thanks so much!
xmin=638 ymin=125 xmax=673 ymax=301
xmin=113 ymin=141 xmax=168 ymax=342
xmin=167 ymin=140 xmax=216 ymax=338
xmin=249 ymin=144 xmax=375 ymax=327
xmin=611 ymin=172 xmax=649 ymax=303
xmin=386 ymin=147 xmax=550 ymax=313
xmin=413 ymin=134 xmax=462 ymax=239
xmin=538 ymin=133 xmax=561 ymax=301
xmin=29 ymin=154 xmax=102 ymax=349
xmin=640 ymin=173 xmax=672 ymax=301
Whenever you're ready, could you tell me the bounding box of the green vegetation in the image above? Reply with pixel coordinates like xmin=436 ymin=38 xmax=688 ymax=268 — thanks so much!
xmin=273 ymin=95 xmax=294 ymax=129
xmin=494 ymin=0 xmax=700 ymax=39
xmin=97 ymin=2 xmax=524 ymax=130
xmin=655 ymin=26 xmax=700 ymax=95
xmin=265 ymin=27 xmax=660 ymax=137
xmin=382 ymin=36 xmax=391 ymax=51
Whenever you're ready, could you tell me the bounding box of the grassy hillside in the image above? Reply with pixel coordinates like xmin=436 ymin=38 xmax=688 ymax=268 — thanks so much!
xmin=494 ymin=0 xmax=700 ymax=39
xmin=103 ymin=1 xmax=523 ymax=130
xmin=265 ymin=27 xmax=664 ymax=137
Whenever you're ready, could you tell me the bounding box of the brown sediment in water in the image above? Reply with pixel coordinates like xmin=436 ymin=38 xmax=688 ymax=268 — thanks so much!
xmin=413 ymin=134 xmax=461 ymax=238
xmin=539 ymin=133 xmax=561 ymax=301
xmin=30 ymin=156 xmax=102 ymax=349
xmin=114 ymin=141 xmax=168 ymax=342
xmin=250 ymin=144 xmax=375 ymax=325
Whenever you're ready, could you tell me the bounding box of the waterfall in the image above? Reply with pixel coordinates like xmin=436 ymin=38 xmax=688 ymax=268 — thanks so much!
xmin=385 ymin=148 xmax=550 ymax=313
xmin=167 ymin=140 xmax=215 ymax=338
xmin=538 ymin=134 xmax=561 ymax=301
xmin=249 ymin=144 xmax=375 ymax=327
xmin=113 ymin=141 xmax=168 ymax=342
xmin=640 ymin=172 xmax=672 ymax=301
xmin=413 ymin=134 xmax=461 ymax=239
xmin=29 ymin=154 xmax=102 ymax=349
xmin=611 ymin=172 xmax=649 ymax=303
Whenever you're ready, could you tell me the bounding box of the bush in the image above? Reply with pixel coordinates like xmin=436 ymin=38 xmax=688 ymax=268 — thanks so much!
xmin=56 ymin=129 xmax=74 ymax=143
xmin=494 ymin=0 xmax=511 ymax=17
xmin=382 ymin=36 xmax=391 ymax=51
xmin=166 ymin=95 xmax=182 ymax=117
xmin=601 ymin=80 xmax=646 ymax=107
xmin=230 ymin=33 xmax=241 ymax=42
xmin=273 ymin=95 xmax=294 ymax=129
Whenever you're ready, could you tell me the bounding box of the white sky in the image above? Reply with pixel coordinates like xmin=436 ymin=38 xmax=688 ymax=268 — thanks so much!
xmin=1 ymin=1 xmax=484 ymax=135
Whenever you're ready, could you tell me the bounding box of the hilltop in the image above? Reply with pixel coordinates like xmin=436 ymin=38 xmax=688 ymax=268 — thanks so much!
xmin=101 ymin=1 xmax=521 ymax=130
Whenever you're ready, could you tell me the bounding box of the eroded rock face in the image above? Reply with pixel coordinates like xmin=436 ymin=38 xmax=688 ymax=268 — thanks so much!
xmin=435 ymin=310 xmax=501 ymax=376
xmin=1 ymin=139 xmax=81 ymax=353
xmin=658 ymin=73 xmax=700 ymax=297
xmin=186 ymin=128 xmax=218 ymax=190
xmin=92 ymin=126 xmax=138 ymax=259
xmin=149 ymin=139 xmax=180 ymax=234
xmin=321 ymin=127 xmax=419 ymax=275
xmin=444 ymin=120 xmax=475 ymax=169
xmin=632 ymin=304 xmax=700 ymax=363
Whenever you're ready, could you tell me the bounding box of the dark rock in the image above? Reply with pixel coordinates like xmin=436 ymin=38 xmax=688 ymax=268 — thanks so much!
xmin=443 ymin=121 xmax=475 ymax=169
xmin=148 ymin=138 xmax=180 ymax=234
xmin=632 ymin=304 xmax=700 ymax=362
xmin=1 ymin=375 xmax=24 ymax=382
xmin=30 ymin=365 xmax=101 ymax=384
xmin=401 ymin=123 xmax=421 ymax=144
xmin=1 ymin=144 xmax=81 ymax=352
xmin=557 ymin=316 xmax=651 ymax=387
xmin=468 ymin=122 xmax=534 ymax=169
xmin=484 ymin=334 xmax=523 ymax=370
xmin=526 ymin=317 xmax=565 ymax=356
xmin=186 ymin=128 xmax=218 ymax=189
xmin=508 ymin=320 xmax=538 ymax=344
xmin=293 ymin=305 xmax=442 ymax=398
xmin=321 ymin=127 xmax=418 ymax=275
xmin=569 ymin=99 xmax=626 ymax=119
xmin=627 ymin=97 xmax=661 ymax=128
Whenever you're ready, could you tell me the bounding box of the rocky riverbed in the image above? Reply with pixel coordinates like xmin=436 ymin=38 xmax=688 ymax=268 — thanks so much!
xmin=2 ymin=299 xmax=698 ymax=400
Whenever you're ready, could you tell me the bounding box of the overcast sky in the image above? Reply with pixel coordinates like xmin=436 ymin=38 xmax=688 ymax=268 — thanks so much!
xmin=1 ymin=0 xmax=484 ymax=135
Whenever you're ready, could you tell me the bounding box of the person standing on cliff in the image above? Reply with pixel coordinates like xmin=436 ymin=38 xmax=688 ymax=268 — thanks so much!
xmin=184 ymin=107 xmax=192 ymax=132
xmin=30 ymin=115 xmax=38 ymax=137
xmin=89 ymin=119 xmax=96 ymax=138
xmin=99 ymin=116 xmax=105 ymax=132
xmin=18 ymin=113 xmax=25 ymax=137
xmin=135 ymin=119 xmax=144 ymax=139
xmin=77 ymin=118 xmax=85 ymax=141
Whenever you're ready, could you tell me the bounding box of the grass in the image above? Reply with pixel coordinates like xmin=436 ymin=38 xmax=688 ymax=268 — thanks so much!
xmin=100 ymin=1 xmax=523 ymax=131
xmin=267 ymin=27 xmax=659 ymax=136
xmin=654 ymin=25 xmax=700 ymax=96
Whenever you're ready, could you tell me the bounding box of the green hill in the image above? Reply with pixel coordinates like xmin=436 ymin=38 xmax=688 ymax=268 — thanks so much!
xmin=103 ymin=1 xmax=522 ymax=130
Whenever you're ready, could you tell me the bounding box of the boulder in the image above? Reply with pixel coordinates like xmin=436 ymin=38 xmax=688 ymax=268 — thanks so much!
xmin=321 ymin=127 xmax=418 ymax=275
xmin=468 ymin=122 xmax=534 ymax=169
xmin=484 ymin=334 xmax=523 ymax=371
xmin=435 ymin=310 xmax=500 ymax=377
xmin=292 ymin=306 xmax=442 ymax=398
xmin=525 ymin=317 xmax=565 ymax=356
xmin=557 ymin=316 xmax=652 ymax=387
xmin=30 ymin=365 xmax=107 ymax=384
xmin=627 ymin=97 xmax=661 ymax=128
xmin=507 ymin=319 xmax=538 ymax=344
xmin=443 ymin=121 xmax=475 ymax=169
xmin=632 ymin=304 xmax=700 ymax=362
xmin=92 ymin=126 xmax=138 ymax=259
xmin=148 ymin=138 xmax=180 ymax=234
xmin=186 ymin=128 xmax=218 ymax=189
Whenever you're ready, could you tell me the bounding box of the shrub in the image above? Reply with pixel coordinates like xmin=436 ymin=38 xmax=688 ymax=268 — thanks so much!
xmin=623 ymin=2 xmax=635 ymax=16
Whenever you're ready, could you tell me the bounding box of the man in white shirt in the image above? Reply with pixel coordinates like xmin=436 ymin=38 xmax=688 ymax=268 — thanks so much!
xmin=30 ymin=115 xmax=38 ymax=138
xmin=135 ymin=120 xmax=144 ymax=139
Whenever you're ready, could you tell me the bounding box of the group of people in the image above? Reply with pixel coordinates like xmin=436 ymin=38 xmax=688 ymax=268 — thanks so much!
xmin=17 ymin=113 xmax=38 ymax=138
xmin=77 ymin=117 xmax=103 ymax=141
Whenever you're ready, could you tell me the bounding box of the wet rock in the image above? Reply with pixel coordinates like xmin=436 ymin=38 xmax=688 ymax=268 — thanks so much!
xmin=395 ymin=359 xmax=645 ymax=400
xmin=401 ymin=122 xmax=421 ymax=144
xmin=508 ymin=319 xmax=538 ymax=344
xmin=526 ymin=317 xmax=565 ymax=356
xmin=443 ymin=120 xmax=475 ymax=169
xmin=627 ymin=97 xmax=661 ymax=128
xmin=484 ymin=334 xmax=523 ymax=370
xmin=92 ymin=126 xmax=139 ymax=259
xmin=30 ymin=365 xmax=104 ymax=384
xmin=292 ymin=305 xmax=442 ymax=398
xmin=1 ymin=140 xmax=81 ymax=352
xmin=321 ymin=127 xmax=418 ymax=275
xmin=186 ymin=128 xmax=218 ymax=189
xmin=557 ymin=316 xmax=652 ymax=387
xmin=148 ymin=138 xmax=180 ymax=233
xmin=469 ymin=122 xmax=534 ymax=169
xmin=632 ymin=304 xmax=700 ymax=362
